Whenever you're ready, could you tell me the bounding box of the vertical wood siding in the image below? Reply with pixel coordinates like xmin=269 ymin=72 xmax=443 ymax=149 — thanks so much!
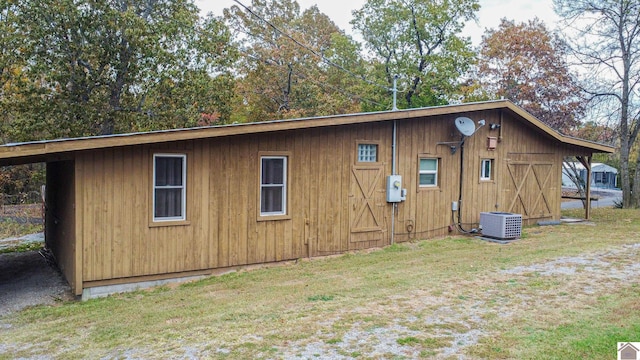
xmin=45 ymin=161 xmax=77 ymax=293
xmin=74 ymin=110 xmax=582 ymax=283
xmin=394 ymin=110 xmax=570 ymax=242
xmin=78 ymin=123 xmax=392 ymax=282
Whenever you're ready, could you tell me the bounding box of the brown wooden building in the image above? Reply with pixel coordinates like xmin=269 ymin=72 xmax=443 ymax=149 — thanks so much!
xmin=0 ymin=101 xmax=614 ymax=297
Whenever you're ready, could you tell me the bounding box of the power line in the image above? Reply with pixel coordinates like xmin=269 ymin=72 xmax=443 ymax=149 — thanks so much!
xmin=232 ymin=0 xmax=391 ymax=91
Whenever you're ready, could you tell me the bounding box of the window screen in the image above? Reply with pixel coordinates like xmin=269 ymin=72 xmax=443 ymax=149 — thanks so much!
xmin=153 ymin=154 xmax=186 ymax=221
xmin=261 ymin=156 xmax=287 ymax=215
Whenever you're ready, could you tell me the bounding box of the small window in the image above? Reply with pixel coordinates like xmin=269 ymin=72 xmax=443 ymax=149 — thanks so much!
xmin=480 ymin=159 xmax=493 ymax=181
xmin=261 ymin=156 xmax=287 ymax=216
xmin=595 ymin=172 xmax=603 ymax=183
xmin=153 ymin=154 xmax=186 ymax=221
xmin=419 ymin=158 xmax=438 ymax=187
xmin=358 ymin=144 xmax=378 ymax=162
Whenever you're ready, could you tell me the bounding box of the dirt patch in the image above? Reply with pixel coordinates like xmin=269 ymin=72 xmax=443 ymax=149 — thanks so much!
xmin=0 ymin=250 xmax=73 ymax=317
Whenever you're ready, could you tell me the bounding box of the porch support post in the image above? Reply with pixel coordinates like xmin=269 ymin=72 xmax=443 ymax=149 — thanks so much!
xmin=577 ymin=155 xmax=592 ymax=220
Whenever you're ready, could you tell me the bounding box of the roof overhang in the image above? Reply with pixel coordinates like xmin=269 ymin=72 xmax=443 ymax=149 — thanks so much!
xmin=0 ymin=100 xmax=615 ymax=166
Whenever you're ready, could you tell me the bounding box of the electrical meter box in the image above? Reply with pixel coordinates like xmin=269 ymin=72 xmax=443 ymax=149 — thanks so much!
xmin=386 ymin=175 xmax=406 ymax=202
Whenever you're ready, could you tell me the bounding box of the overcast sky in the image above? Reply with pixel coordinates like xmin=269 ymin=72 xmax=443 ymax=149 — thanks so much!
xmin=197 ymin=0 xmax=560 ymax=45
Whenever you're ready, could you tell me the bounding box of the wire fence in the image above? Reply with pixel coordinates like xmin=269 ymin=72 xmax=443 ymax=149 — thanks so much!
xmin=0 ymin=191 xmax=43 ymax=206
xmin=0 ymin=191 xmax=44 ymax=223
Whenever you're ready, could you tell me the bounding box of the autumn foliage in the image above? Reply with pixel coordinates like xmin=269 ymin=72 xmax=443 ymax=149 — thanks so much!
xmin=1 ymin=0 xmax=633 ymax=205
xmin=477 ymin=18 xmax=585 ymax=133
xmin=225 ymin=0 xmax=363 ymax=122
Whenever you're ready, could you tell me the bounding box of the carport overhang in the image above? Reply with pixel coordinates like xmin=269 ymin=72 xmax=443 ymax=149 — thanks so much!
xmin=0 ymin=154 xmax=81 ymax=295
xmin=558 ymin=130 xmax=617 ymax=219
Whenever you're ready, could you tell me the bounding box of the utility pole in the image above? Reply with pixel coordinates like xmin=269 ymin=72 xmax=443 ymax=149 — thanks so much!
xmin=392 ymin=74 xmax=399 ymax=111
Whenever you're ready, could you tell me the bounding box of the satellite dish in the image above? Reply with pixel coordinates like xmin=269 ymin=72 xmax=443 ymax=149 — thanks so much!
xmin=455 ymin=117 xmax=476 ymax=136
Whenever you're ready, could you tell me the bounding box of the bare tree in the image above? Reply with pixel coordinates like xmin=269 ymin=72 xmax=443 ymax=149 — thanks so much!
xmin=554 ymin=0 xmax=640 ymax=207
xmin=562 ymin=158 xmax=588 ymax=208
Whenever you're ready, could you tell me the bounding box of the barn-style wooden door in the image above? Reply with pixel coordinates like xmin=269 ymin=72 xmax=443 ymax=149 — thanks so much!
xmin=349 ymin=165 xmax=388 ymax=248
xmin=504 ymin=154 xmax=555 ymax=221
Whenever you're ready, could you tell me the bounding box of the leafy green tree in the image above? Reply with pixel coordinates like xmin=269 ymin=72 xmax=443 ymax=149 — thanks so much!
xmin=1 ymin=0 xmax=236 ymax=142
xmin=0 ymin=164 xmax=45 ymax=199
xmin=477 ymin=18 xmax=585 ymax=133
xmin=0 ymin=0 xmax=28 ymax=144
xmin=225 ymin=0 xmax=365 ymax=122
xmin=554 ymin=0 xmax=640 ymax=208
xmin=351 ymin=0 xmax=479 ymax=110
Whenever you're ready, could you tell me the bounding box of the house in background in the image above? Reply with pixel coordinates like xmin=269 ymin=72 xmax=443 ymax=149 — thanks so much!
xmin=0 ymin=100 xmax=614 ymax=298
xmin=562 ymin=162 xmax=618 ymax=189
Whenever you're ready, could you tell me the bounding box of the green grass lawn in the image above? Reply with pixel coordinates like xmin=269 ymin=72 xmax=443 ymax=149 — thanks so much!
xmin=1 ymin=208 xmax=640 ymax=359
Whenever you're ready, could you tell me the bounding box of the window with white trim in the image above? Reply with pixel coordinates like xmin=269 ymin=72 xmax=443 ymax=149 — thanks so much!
xmin=153 ymin=154 xmax=186 ymax=221
xmin=419 ymin=158 xmax=438 ymax=187
xmin=480 ymin=159 xmax=493 ymax=181
xmin=260 ymin=156 xmax=287 ymax=215
xmin=357 ymin=144 xmax=378 ymax=162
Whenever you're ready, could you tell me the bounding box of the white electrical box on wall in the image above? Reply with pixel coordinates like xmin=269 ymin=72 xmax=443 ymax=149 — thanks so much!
xmin=386 ymin=175 xmax=406 ymax=202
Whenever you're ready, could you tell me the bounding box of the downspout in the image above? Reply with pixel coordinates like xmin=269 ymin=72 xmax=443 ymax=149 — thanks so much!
xmin=457 ymin=137 xmax=466 ymax=229
xmin=456 ymin=120 xmax=484 ymax=233
xmin=391 ymin=119 xmax=397 ymax=245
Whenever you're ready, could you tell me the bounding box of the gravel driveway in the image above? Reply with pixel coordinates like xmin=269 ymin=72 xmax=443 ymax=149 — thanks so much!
xmin=0 ymin=246 xmax=73 ymax=317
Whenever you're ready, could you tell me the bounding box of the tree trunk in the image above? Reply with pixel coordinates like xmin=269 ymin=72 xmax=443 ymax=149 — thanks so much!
xmin=634 ymin=154 xmax=640 ymax=208
xmin=620 ymin=136 xmax=632 ymax=208
xmin=101 ymin=36 xmax=131 ymax=136
xmin=554 ymin=0 xmax=639 ymax=208
xmin=618 ymin=5 xmax=635 ymax=208
xmin=563 ymin=158 xmax=588 ymax=209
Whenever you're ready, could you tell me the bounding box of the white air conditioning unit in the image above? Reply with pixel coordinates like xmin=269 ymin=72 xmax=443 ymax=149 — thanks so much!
xmin=480 ymin=212 xmax=522 ymax=240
